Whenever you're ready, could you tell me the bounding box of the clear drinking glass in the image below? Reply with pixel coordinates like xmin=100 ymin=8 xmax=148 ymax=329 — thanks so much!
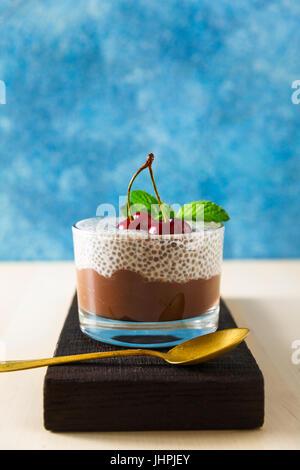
xmin=72 ymin=217 xmax=224 ymax=348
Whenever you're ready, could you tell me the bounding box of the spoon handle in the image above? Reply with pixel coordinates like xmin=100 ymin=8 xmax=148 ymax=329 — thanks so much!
xmin=0 ymin=349 xmax=164 ymax=373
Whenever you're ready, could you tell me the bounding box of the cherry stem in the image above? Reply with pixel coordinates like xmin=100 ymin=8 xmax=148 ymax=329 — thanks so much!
xmin=147 ymin=155 xmax=169 ymax=223
xmin=127 ymin=153 xmax=155 ymax=221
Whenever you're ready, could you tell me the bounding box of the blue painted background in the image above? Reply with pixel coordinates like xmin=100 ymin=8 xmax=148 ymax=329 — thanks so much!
xmin=0 ymin=0 xmax=299 ymax=260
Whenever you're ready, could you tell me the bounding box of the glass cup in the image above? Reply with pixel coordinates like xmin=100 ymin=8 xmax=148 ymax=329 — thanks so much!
xmin=72 ymin=217 xmax=224 ymax=348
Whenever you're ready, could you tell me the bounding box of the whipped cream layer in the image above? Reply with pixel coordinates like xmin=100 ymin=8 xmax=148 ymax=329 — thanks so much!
xmin=72 ymin=217 xmax=224 ymax=283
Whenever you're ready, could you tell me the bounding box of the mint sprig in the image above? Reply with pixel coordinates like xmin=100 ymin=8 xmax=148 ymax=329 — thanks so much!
xmin=177 ymin=201 xmax=230 ymax=223
xmin=121 ymin=190 xmax=229 ymax=223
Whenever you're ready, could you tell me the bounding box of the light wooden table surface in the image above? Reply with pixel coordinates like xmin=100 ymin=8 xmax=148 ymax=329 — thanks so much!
xmin=0 ymin=261 xmax=299 ymax=450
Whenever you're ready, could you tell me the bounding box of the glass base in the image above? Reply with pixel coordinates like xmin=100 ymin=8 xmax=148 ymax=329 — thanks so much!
xmin=79 ymin=305 xmax=219 ymax=348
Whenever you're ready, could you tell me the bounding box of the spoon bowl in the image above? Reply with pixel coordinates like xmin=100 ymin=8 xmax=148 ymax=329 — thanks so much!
xmin=0 ymin=328 xmax=249 ymax=372
xmin=164 ymin=328 xmax=249 ymax=365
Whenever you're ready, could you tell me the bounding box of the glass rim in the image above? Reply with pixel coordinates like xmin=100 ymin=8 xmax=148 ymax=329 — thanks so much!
xmin=72 ymin=216 xmax=224 ymax=237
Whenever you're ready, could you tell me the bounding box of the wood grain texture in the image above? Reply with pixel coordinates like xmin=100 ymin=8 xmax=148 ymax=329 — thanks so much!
xmin=44 ymin=295 xmax=264 ymax=431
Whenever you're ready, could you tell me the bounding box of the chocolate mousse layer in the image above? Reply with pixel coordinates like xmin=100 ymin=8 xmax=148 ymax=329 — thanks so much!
xmin=76 ymin=268 xmax=220 ymax=322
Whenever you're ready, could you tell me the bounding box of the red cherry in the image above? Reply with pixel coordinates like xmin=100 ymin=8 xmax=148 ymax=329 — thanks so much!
xmin=169 ymin=218 xmax=192 ymax=234
xmin=148 ymin=220 xmax=162 ymax=235
xmin=117 ymin=217 xmax=131 ymax=230
xmin=148 ymin=218 xmax=192 ymax=235
xmin=117 ymin=212 xmax=155 ymax=231
xmin=131 ymin=212 xmax=155 ymax=230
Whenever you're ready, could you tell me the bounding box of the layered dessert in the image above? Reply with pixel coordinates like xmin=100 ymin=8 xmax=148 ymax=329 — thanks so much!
xmin=72 ymin=153 xmax=229 ymax=346
xmin=73 ymin=218 xmax=224 ymax=322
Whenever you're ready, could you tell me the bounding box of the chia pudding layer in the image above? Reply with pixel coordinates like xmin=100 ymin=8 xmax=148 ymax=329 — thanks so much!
xmin=72 ymin=217 xmax=224 ymax=322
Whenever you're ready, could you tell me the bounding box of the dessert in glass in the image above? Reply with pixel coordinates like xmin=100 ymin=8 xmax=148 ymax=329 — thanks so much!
xmin=72 ymin=154 xmax=228 ymax=348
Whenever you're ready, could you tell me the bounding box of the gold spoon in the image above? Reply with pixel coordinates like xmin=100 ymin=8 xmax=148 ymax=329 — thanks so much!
xmin=0 ymin=328 xmax=249 ymax=372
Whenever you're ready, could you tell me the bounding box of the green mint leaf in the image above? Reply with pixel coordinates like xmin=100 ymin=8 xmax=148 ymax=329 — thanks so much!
xmin=177 ymin=201 xmax=230 ymax=223
xmin=131 ymin=189 xmax=159 ymax=209
xmin=120 ymin=190 xmax=158 ymax=217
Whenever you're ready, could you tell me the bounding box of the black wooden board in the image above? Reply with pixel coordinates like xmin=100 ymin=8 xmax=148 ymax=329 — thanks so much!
xmin=44 ymin=295 xmax=264 ymax=431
